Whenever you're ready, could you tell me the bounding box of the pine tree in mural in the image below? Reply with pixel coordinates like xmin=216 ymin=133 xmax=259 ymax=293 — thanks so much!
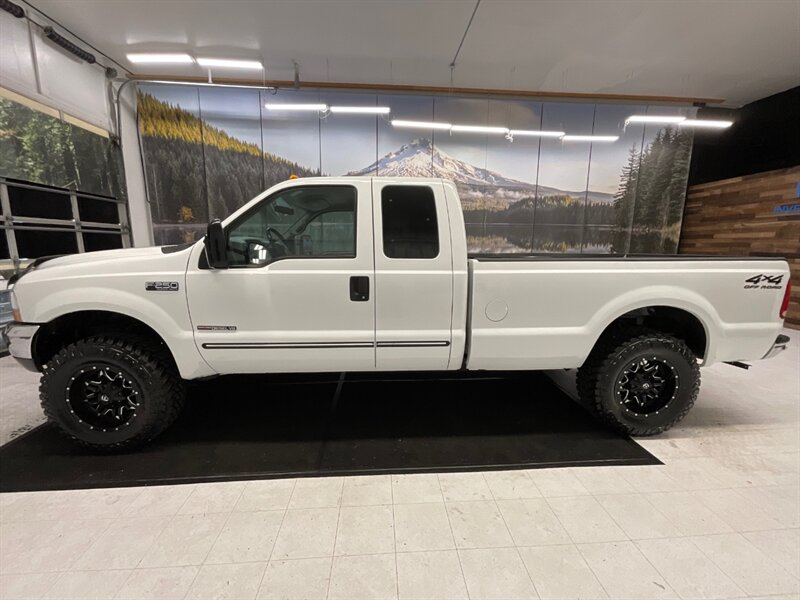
xmin=611 ymin=146 xmax=640 ymax=253
xmin=137 ymin=92 xmax=319 ymax=240
xmin=611 ymin=126 xmax=693 ymax=253
xmin=0 ymin=98 xmax=122 ymax=198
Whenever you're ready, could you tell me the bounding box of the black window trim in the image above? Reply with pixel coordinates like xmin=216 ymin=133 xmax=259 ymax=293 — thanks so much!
xmin=223 ymin=184 xmax=359 ymax=269
xmin=380 ymin=184 xmax=441 ymax=260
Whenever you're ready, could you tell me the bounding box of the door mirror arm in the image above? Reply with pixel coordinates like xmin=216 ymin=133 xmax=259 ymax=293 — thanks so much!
xmin=205 ymin=220 xmax=229 ymax=269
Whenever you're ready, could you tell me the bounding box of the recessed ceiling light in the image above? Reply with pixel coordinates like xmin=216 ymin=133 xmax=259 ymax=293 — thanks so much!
xmin=391 ymin=120 xmax=452 ymax=130
xmin=626 ymin=115 xmax=686 ymax=124
xmin=450 ymin=124 xmax=509 ymax=134
xmin=264 ymin=103 xmax=328 ymax=111
xmin=679 ymin=119 xmax=733 ymax=129
xmin=126 ymin=53 xmax=194 ymax=64
xmin=196 ymin=58 xmax=263 ymax=69
xmin=562 ymin=135 xmax=619 ymax=142
xmin=508 ymin=129 xmax=565 ymax=138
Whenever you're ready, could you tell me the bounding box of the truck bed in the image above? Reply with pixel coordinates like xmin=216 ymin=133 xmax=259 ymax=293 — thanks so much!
xmin=465 ymin=255 xmax=789 ymax=370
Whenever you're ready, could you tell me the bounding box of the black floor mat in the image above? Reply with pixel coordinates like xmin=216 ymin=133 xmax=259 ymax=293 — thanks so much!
xmin=0 ymin=371 xmax=658 ymax=492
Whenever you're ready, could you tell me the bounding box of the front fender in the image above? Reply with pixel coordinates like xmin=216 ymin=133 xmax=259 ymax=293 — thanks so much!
xmin=20 ymin=286 xmax=215 ymax=379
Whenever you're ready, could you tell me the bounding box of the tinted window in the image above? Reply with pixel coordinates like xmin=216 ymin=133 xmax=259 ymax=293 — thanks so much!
xmin=381 ymin=186 xmax=439 ymax=259
xmin=226 ymin=186 xmax=356 ymax=266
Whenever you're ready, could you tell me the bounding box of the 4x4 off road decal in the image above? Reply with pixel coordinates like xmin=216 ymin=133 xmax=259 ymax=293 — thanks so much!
xmin=745 ymin=274 xmax=783 ymax=290
xmin=145 ymin=281 xmax=179 ymax=291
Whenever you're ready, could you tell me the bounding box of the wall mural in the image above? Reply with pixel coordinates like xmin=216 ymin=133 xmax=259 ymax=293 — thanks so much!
xmin=137 ymin=84 xmax=695 ymax=253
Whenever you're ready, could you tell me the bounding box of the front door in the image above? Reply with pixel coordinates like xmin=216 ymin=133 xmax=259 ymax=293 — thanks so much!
xmin=372 ymin=180 xmax=454 ymax=370
xmin=187 ymin=181 xmax=375 ymax=374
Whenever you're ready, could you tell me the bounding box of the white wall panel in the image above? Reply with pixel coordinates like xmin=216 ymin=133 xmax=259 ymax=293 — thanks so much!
xmin=31 ymin=27 xmax=111 ymax=131
xmin=0 ymin=15 xmax=37 ymax=94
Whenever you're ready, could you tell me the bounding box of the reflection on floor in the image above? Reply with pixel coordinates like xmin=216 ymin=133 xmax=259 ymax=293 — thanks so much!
xmin=0 ymin=329 xmax=798 ymax=599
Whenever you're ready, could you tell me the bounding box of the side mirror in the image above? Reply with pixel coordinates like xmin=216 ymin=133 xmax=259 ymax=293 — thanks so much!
xmin=246 ymin=240 xmax=270 ymax=266
xmin=205 ymin=220 xmax=228 ymax=269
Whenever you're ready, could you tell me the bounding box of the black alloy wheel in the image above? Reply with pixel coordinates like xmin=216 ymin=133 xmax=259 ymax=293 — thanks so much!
xmin=66 ymin=364 xmax=142 ymax=432
xmin=614 ymin=356 xmax=679 ymax=418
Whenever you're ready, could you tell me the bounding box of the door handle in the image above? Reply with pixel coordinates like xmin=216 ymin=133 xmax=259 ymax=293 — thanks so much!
xmin=349 ymin=276 xmax=370 ymax=301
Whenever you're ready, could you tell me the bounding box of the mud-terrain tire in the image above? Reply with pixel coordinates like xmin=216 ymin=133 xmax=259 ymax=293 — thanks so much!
xmin=577 ymin=328 xmax=700 ymax=436
xmin=40 ymin=336 xmax=185 ymax=451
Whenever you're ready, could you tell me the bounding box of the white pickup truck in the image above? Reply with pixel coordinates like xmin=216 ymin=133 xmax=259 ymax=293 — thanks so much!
xmin=4 ymin=177 xmax=791 ymax=450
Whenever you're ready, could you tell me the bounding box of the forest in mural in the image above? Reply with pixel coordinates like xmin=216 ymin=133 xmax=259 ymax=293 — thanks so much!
xmin=137 ymin=84 xmax=694 ymax=252
xmin=0 ymin=97 xmax=125 ymax=199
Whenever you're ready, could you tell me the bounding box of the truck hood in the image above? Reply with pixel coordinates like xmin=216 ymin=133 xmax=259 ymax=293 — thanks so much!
xmin=13 ymin=244 xmax=197 ymax=285
xmin=40 ymin=246 xmax=167 ymax=269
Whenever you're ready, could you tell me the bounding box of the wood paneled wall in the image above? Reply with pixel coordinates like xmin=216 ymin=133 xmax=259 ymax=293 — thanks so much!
xmin=680 ymin=165 xmax=800 ymax=329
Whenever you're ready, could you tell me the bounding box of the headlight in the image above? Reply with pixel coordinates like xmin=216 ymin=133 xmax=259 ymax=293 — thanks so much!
xmin=9 ymin=289 xmax=21 ymax=322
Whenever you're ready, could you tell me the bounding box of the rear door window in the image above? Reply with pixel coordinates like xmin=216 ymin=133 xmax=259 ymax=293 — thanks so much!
xmin=381 ymin=185 xmax=439 ymax=259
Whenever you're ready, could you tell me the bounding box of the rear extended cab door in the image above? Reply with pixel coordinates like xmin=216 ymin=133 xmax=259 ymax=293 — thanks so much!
xmin=371 ymin=179 xmax=455 ymax=370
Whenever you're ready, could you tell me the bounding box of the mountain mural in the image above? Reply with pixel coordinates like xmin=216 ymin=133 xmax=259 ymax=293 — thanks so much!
xmin=346 ymin=138 xmax=614 ymax=206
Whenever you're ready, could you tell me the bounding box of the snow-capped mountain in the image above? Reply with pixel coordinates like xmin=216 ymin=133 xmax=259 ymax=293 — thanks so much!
xmin=345 ymin=138 xmax=614 ymax=204
xmin=347 ymin=138 xmax=527 ymax=187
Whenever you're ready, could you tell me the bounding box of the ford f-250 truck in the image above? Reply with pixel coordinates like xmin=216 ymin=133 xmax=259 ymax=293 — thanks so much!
xmin=3 ymin=177 xmax=792 ymax=450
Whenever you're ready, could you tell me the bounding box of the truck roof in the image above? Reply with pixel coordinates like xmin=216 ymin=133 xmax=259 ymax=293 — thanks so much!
xmin=283 ymin=176 xmax=448 ymax=185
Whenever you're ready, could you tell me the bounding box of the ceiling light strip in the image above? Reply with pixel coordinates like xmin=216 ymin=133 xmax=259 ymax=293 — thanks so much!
xmin=450 ymin=124 xmax=509 ymax=134
xmin=391 ymin=120 xmax=452 ymax=130
xmin=329 ymin=106 xmax=391 ymax=114
xmin=626 ymin=115 xmax=686 ymax=124
xmin=679 ymin=119 xmax=733 ymax=129
xmin=126 ymin=53 xmax=194 ymax=64
xmin=264 ymin=103 xmax=329 ymax=111
xmin=196 ymin=58 xmax=263 ymax=69
xmin=508 ymin=129 xmax=565 ymax=138
xmin=562 ymin=135 xmax=619 ymax=142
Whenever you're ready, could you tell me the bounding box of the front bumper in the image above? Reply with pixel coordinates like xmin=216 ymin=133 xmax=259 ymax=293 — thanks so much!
xmin=3 ymin=322 xmax=40 ymax=371
xmin=763 ymin=334 xmax=790 ymax=360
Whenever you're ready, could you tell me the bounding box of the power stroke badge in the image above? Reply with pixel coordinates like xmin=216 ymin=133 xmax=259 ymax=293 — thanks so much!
xmin=145 ymin=281 xmax=180 ymax=291
xmin=745 ymin=274 xmax=784 ymax=290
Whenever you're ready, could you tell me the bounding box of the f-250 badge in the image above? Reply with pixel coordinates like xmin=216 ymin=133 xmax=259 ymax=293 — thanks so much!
xmin=744 ymin=274 xmax=783 ymax=290
xmin=145 ymin=281 xmax=179 ymax=291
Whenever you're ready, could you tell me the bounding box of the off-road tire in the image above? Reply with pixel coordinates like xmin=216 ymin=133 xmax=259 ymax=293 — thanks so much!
xmin=577 ymin=328 xmax=700 ymax=436
xmin=40 ymin=336 xmax=185 ymax=451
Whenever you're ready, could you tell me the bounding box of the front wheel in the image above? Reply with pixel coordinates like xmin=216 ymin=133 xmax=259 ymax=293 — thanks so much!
xmin=40 ymin=336 xmax=186 ymax=451
xmin=577 ymin=329 xmax=700 ymax=436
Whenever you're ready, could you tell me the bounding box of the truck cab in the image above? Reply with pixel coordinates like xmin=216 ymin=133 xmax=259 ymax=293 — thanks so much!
xmin=188 ymin=177 xmax=468 ymax=374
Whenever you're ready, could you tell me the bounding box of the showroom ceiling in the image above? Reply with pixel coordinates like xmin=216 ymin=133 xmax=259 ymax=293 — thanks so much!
xmin=27 ymin=0 xmax=800 ymax=106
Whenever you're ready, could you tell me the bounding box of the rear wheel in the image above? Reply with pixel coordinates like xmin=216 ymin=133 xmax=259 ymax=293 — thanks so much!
xmin=40 ymin=336 xmax=185 ymax=451
xmin=577 ymin=328 xmax=700 ymax=436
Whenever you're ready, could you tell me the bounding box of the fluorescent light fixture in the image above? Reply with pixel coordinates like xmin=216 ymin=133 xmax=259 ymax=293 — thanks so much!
xmin=451 ymin=124 xmax=509 ymax=134
xmin=562 ymin=135 xmax=619 ymax=142
xmin=264 ymin=103 xmax=328 ymax=111
xmin=508 ymin=129 xmax=565 ymax=138
xmin=391 ymin=119 xmax=452 ymax=130
xmin=679 ymin=119 xmax=733 ymax=129
xmin=626 ymin=115 xmax=686 ymax=124
xmin=196 ymin=57 xmax=263 ymax=69
xmin=126 ymin=53 xmax=194 ymax=64
xmin=329 ymin=106 xmax=391 ymax=114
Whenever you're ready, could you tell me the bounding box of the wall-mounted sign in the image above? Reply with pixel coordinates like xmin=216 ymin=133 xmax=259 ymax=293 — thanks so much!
xmin=774 ymin=201 xmax=800 ymax=218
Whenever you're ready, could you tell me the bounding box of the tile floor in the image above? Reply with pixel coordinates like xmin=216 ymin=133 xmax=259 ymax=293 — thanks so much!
xmin=0 ymin=329 xmax=798 ymax=599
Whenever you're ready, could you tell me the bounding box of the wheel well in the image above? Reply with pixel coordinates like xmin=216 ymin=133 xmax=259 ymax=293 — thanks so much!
xmin=598 ymin=306 xmax=708 ymax=359
xmin=33 ymin=311 xmax=177 ymax=370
